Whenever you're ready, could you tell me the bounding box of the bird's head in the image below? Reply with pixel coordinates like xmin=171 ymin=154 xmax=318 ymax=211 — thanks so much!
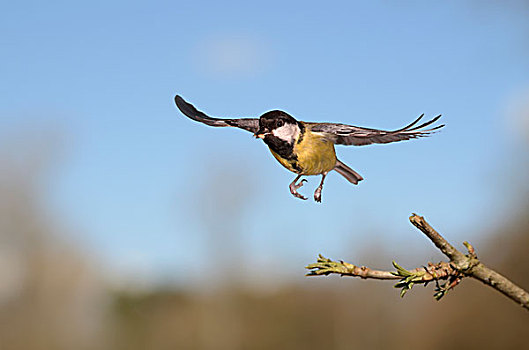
xmin=254 ymin=110 xmax=302 ymax=145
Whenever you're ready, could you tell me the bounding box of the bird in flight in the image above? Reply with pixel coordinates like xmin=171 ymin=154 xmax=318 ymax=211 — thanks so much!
xmin=174 ymin=95 xmax=444 ymax=202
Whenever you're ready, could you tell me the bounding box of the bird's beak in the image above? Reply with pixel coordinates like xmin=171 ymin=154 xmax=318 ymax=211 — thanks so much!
xmin=254 ymin=129 xmax=268 ymax=139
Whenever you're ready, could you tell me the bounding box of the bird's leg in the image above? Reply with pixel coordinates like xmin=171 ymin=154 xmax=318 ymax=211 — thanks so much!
xmin=289 ymin=174 xmax=307 ymax=200
xmin=314 ymin=172 xmax=327 ymax=203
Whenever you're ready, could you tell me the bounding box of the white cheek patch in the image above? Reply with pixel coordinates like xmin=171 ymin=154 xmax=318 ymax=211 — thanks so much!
xmin=272 ymin=124 xmax=300 ymax=143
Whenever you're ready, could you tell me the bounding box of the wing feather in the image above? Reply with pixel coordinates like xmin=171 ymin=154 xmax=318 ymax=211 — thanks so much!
xmin=309 ymin=114 xmax=444 ymax=146
xmin=174 ymin=95 xmax=259 ymax=133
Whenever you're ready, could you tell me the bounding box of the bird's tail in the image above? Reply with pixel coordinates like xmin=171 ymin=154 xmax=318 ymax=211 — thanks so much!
xmin=333 ymin=160 xmax=363 ymax=185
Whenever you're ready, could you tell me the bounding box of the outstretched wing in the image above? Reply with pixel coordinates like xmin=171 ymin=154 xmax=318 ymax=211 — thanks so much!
xmin=308 ymin=114 xmax=444 ymax=146
xmin=174 ymin=95 xmax=259 ymax=133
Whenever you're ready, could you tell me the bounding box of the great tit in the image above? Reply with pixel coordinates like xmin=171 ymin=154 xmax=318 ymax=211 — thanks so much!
xmin=174 ymin=95 xmax=443 ymax=202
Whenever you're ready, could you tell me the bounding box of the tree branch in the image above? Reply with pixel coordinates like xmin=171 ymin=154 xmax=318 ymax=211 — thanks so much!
xmin=306 ymin=214 xmax=529 ymax=310
xmin=306 ymin=255 xmax=399 ymax=280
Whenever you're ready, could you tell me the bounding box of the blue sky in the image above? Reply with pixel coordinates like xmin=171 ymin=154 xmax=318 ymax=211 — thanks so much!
xmin=2 ymin=1 xmax=529 ymax=288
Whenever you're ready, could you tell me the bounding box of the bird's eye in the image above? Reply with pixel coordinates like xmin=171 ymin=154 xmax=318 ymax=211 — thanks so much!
xmin=276 ymin=120 xmax=284 ymax=128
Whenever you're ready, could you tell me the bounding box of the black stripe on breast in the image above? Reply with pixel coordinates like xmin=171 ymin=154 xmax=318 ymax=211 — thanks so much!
xmin=264 ymin=135 xmax=302 ymax=173
xmin=291 ymin=161 xmax=302 ymax=173
xmin=264 ymin=135 xmax=296 ymax=161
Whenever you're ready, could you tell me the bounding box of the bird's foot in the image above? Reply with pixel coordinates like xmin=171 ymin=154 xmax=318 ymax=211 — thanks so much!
xmin=289 ymin=178 xmax=307 ymax=200
xmin=314 ymin=186 xmax=323 ymax=203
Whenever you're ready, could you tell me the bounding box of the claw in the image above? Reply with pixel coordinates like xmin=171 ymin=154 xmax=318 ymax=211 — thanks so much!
xmin=292 ymin=192 xmax=307 ymax=200
xmin=313 ymin=173 xmax=327 ymax=203
xmin=314 ymin=187 xmax=322 ymax=202
xmin=289 ymin=176 xmax=308 ymax=200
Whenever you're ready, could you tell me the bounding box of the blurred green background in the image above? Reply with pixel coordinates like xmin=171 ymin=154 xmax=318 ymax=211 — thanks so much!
xmin=1 ymin=1 xmax=529 ymax=349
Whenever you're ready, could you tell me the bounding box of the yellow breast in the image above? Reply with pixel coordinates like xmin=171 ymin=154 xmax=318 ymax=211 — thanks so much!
xmin=269 ymin=127 xmax=337 ymax=175
xmin=294 ymin=130 xmax=337 ymax=175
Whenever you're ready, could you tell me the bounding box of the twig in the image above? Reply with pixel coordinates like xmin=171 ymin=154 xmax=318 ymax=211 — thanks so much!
xmin=410 ymin=214 xmax=529 ymax=309
xmin=306 ymin=214 xmax=529 ymax=311
xmin=306 ymin=255 xmax=399 ymax=280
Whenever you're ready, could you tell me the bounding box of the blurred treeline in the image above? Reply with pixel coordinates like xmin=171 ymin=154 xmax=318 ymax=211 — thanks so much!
xmin=0 ymin=135 xmax=528 ymax=350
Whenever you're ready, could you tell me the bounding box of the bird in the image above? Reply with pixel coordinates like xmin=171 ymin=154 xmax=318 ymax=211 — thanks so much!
xmin=174 ymin=95 xmax=444 ymax=202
